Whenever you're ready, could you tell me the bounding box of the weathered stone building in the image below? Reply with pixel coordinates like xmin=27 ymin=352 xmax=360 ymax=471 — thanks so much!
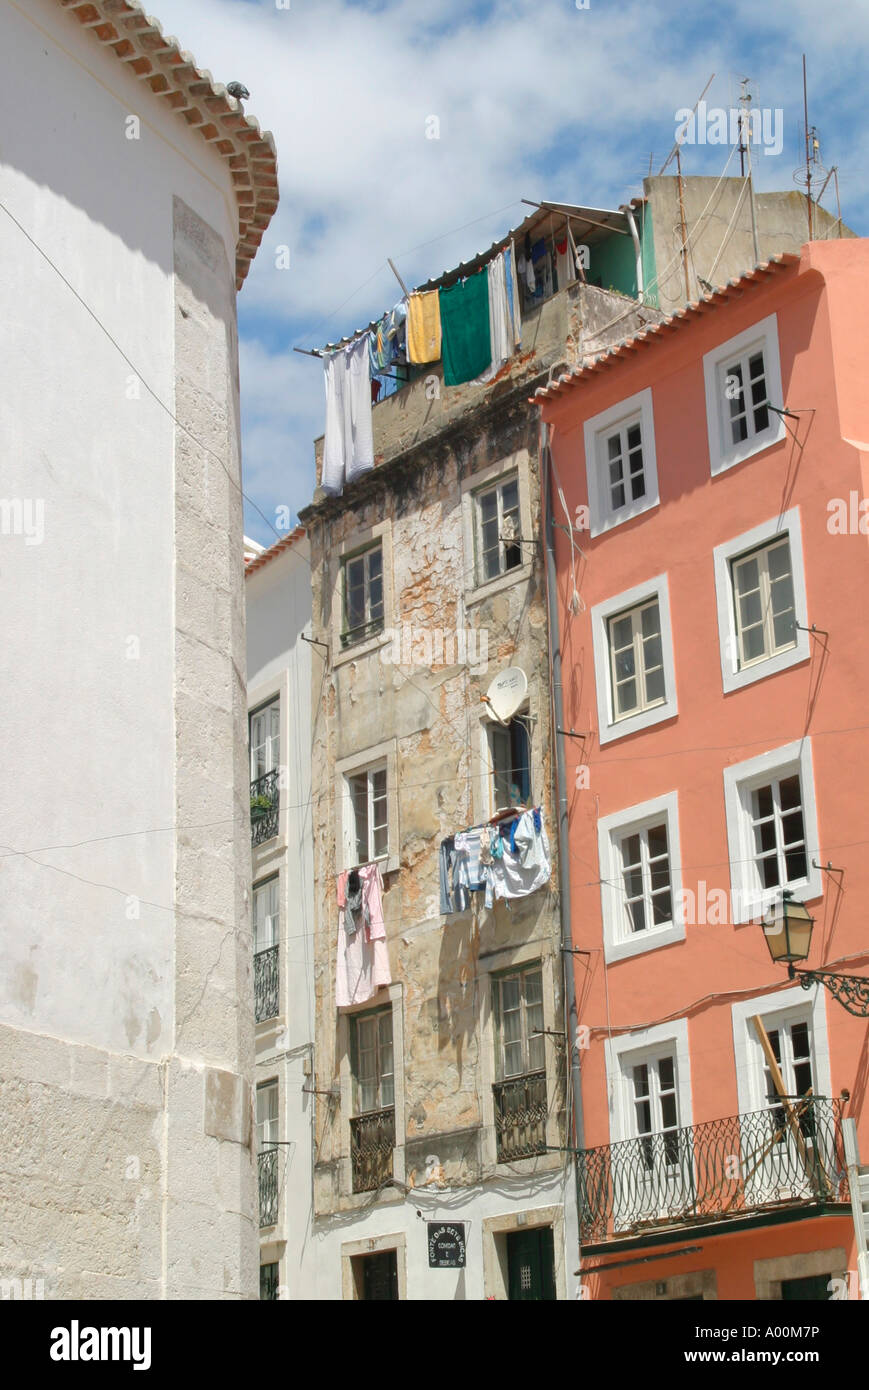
xmin=298 ymin=205 xmax=660 ymax=1300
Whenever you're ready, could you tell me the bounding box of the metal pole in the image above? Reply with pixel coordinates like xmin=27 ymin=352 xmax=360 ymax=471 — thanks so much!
xmin=541 ymin=421 xmax=585 ymax=1170
xmin=803 ymin=55 xmax=814 ymax=241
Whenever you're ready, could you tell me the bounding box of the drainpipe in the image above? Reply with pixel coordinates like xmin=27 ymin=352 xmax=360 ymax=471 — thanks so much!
xmin=541 ymin=418 xmax=585 ymax=1170
xmin=620 ymin=202 xmax=644 ymax=303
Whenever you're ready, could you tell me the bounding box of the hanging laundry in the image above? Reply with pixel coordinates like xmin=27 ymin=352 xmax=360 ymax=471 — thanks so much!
xmin=530 ymin=238 xmax=547 ymax=263
xmin=322 ymin=336 xmax=374 ymax=495
xmin=439 ymin=835 xmax=455 ymax=914
xmin=481 ymin=812 xmax=551 ymax=908
xmin=335 ymin=862 xmax=391 ymax=1007
xmin=406 ymin=289 xmax=442 ymax=364
xmin=368 ymin=318 xmax=389 ymax=374
xmin=504 ymin=242 xmax=522 ymax=348
xmin=475 ymin=250 xmax=515 ymax=385
xmin=385 ymin=299 xmax=408 ymax=365
xmin=454 ymin=828 xmax=485 ymax=892
xmin=555 ymin=228 xmax=576 ymax=289
xmin=439 ymin=266 xmax=492 ymax=387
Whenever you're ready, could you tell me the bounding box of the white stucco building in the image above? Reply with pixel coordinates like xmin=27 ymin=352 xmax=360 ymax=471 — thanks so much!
xmin=244 ymin=529 xmax=316 ymax=1301
xmin=0 ymin=0 xmax=277 ymax=1299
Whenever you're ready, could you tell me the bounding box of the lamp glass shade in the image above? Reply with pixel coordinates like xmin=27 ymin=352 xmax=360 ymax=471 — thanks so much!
xmin=763 ymin=898 xmax=814 ymax=964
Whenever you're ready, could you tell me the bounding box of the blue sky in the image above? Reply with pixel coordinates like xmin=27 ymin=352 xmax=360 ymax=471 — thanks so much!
xmin=152 ymin=0 xmax=869 ymax=546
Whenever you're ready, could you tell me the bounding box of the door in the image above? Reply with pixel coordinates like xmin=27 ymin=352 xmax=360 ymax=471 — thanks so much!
xmin=780 ymin=1273 xmax=832 ymax=1301
xmin=750 ymin=1012 xmax=831 ymax=1203
xmin=356 ymin=1250 xmax=398 ymax=1301
xmin=617 ymin=1051 xmax=693 ymax=1229
xmin=506 ymin=1227 xmax=556 ymax=1301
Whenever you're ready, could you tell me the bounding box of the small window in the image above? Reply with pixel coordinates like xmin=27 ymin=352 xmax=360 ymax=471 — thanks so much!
xmin=489 ymin=715 xmax=531 ymax=811
xmin=348 ymin=764 xmax=388 ymax=864
xmin=584 ymin=389 xmax=658 ymax=536
xmin=749 ymin=773 xmax=808 ymax=891
xmin=249 ymin=699 xmax=280 ymax=781
xmin=630 ymin=1052 xmax=681 ymax=1168
xmin=722 ymin=346 xmax=770 ymax=447
xmin=608 ymin=599 xmax=665 ymax=721
xmin=256 ymin=1080 xmax=279 ymax=1151
xmin=475 ymin=476 xmax=522 ymax=585
xmin=731 ymin=538 xmax=797 ymax=668
xmin=703 ymin=315 xmax=784 ymax=475
xmin=352 ymin=1008 xmax=394 ymax=1115
xmin=342 ymin=544 xmax=384 ymax=647
xmin=617 ymin=822 xmax=672 ymax=935
xmin=259 ymin=1263 xmax=280 ymax=1301
xmin=494 ymin=966 xmax=544 ymax=1081
xmin=252 ymin=877 xmax=279 ymax=954
xmin=603 ymin=417 xmax=646 ymax=515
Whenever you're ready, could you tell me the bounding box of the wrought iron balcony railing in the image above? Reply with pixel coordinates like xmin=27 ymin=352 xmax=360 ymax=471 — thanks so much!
xmin=493 ymin=1071 xmax=548 ymax=1162
xmin=350 ymin=1108 xmax=395 ymax=1193
xmin=258 ymin=1148 xmax=278 ymax=1228
xmin=577 ymin=1096 xmax=848 ymax=1246
xmin=250 ymin=769 xmax=280 ymax=847
xmin=254 ymin=945 xmax=279 ymax=1023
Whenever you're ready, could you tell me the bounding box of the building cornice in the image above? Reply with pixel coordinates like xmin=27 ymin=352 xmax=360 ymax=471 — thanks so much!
xmin=57 ymin=0 xmax=278 ymax=288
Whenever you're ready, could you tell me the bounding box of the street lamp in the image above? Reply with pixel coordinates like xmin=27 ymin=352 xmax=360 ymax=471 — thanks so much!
xmin=762 ymin=890 xmax=869 ymax=1017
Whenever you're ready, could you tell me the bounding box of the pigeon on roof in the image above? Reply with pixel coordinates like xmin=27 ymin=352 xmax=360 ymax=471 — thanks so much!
xmin=226 ymin=81 xmax=250 ymax=101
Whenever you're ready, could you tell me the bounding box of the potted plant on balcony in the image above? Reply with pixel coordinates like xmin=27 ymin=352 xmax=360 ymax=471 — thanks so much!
xmin=250 ymin=792 xmax=274 ymax=821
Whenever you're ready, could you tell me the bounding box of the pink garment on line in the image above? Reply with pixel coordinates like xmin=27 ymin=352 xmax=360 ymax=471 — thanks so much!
xmin=336 ymin=863 xmax=391 ymax=1008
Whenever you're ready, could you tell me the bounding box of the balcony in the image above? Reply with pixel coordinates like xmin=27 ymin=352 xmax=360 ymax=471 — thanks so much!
xmin=250 ymin=769 xmax=279 ymax=847
xmin=258 ymin=1148 xmax=278 ymax=1228
xmin=493 ymin=1071 xmax=548 ymax=1162
xmin=350 ymin=1108 xmax=395 ymax=1193
xmin=577 ymin=1097 xmax=849 ymax=1250
xmin=254 ymin=945 xmax=279 ymax=1023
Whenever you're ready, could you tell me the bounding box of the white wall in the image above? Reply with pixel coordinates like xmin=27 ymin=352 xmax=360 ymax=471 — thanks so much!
xmin=246 ymin=537 xmax=316 ymax=1301
xmin=0 ymin=0 xmax=251 ymax=1299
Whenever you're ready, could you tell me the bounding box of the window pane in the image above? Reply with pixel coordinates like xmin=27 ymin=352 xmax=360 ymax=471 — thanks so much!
xmin=351 ymin=774 xmax=369 ymax=864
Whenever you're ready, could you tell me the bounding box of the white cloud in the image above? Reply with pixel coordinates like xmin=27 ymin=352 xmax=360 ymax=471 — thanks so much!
xmin=148 ymin=0 xmax=868 ymax=539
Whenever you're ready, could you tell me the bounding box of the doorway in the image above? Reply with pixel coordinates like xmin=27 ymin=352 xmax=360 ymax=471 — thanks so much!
xmin=506 ymin=1227 xmax=556 ymax=1301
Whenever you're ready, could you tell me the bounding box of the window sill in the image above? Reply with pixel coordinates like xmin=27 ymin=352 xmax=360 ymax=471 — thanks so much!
xmin=604 ymin=921 xmax=686 ymax=965
xmin=598 ymin=701 xmax=678 ymax=746
xmin=465 ymin=562 xmax=532 ymax=608
xmin=731 ymin=878 xmax=821 ymax=926
xmin=722 ymin=645 xmax=810 ymax=695
xmin=332 ymin=630 xmax=391 ymax=669
xmin=589 ymin=497 xmax=659 ymax=539
xmin=710 ymin=426 xmax=786 ymax=478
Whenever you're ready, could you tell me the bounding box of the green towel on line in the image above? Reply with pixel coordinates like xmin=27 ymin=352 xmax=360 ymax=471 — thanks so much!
xmin=439 ymin=267 xmax=492 ymax=386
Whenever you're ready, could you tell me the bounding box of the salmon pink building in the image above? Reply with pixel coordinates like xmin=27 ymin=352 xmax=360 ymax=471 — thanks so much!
xmin=537 ymin=239 xmax=869 ymax=1302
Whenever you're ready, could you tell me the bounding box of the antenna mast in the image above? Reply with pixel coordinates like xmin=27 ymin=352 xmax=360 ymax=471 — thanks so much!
xmin=740 ymin=77 xmax=760 ymax=264
xmin=803 ymin=54 xmax=813 ymax=240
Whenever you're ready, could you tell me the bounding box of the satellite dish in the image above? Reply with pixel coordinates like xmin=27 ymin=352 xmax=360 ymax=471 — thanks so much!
xmin=484 ymin=667 xmax=528 ymax=724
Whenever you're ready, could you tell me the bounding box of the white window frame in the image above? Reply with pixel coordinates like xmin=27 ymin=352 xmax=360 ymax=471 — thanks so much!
xmin=249 ymin=698 xmax=280 ymax=782
xmin=723 ymin=739 xmax=822 ymax=923
xmin=347 ymin=762 xmax=389 ymax=866
xmin=256 ymin=1079 xmax=280 ymax=1152
xmin=341 ymin=542 xmax=385 ymax=649
xmin=461 ymin=451 xmax=533 ymax=604
xmin=597 ymin=792 xmax=685 ymax=963
xmin=605 ymin=1018 xmax=692 ymax=1147
xmin=351 ymin=1005 xmax=395 ymax=1116
xmin=473 ymin=472 xmax=523 ymax=587
xmin=330 ymin=519 xmax=393 ymax=668
xmin=492 ymin=963 xmax=546 ymax=1081
xmin=731 ymin=985 xmax=832 ymax=1117
xmin=713 ymin=508 xmax=810 ymax=693
xmin=252 ymin=875 xmax=280 ymax=954
xmin=584 ymin=388 xmax=659 ymax=537
xmin=487 ymin=709 xmax=533 ymax=814
xmin=703 ymin=314 xmax=786 ymax=475
xmin=591 ymin=573 xmax=678 ymax=745
xmin=336 ymin=738 xmax=399 ymax=874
